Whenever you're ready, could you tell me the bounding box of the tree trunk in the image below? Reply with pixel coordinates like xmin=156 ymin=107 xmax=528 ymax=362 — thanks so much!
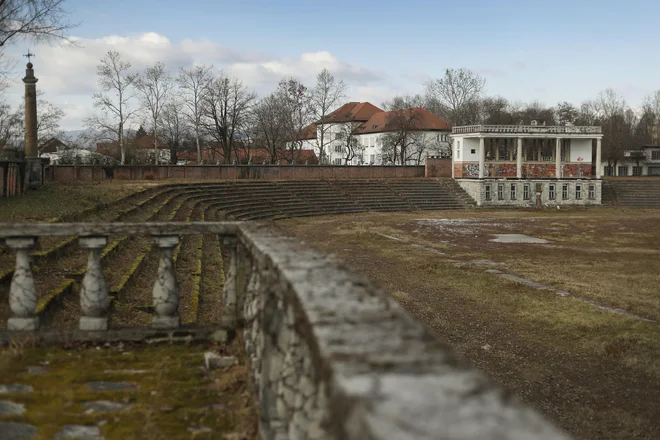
xmin=153 ymin=119 xmax=158 ymax=165
xmin=195 ymin=125 xmax=201 ymax=163
xmin=119 ymin=123 xmax=125 ymax=165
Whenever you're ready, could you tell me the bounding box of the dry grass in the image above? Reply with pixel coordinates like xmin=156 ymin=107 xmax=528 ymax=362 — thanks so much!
xmin=279 ymin=208 xmax=660 ymax=440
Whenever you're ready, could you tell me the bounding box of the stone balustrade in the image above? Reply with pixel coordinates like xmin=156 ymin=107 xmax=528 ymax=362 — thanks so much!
xmin=0 ymin=221 xmax=570 ymax=439
xmin=452 ymin=125 xmax=602 ymax=135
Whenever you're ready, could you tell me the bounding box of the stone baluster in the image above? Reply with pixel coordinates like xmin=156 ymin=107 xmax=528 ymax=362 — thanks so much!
xmin=79 ymin=236 xmax=110 ymax=331
xmin=152 ymin=235 xmax=180 ymax=328
xmin=7 ymin=237 xmax=39 ymax=331
xmin=222 ymin=236 xmax=238 ymax=326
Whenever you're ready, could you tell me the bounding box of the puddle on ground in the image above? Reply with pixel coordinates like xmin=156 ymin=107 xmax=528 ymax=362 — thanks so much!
xmin=490 ymin=234 xmax=550 ymax=244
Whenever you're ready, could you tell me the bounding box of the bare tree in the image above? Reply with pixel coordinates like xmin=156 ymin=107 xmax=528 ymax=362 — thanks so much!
xmin=253 ymin=91 xmax=287 ymax=163
xmin=381 ymin=107 xmax=427 ymax=164
xmin=640 ymin=91 xmax=660 ymax=145
xmin=177 ymin=64 xmax=212 ymax=163
xmin=158 ymin=97 xmax=189 ymax=164
xmin=310 ymin=68 xmax=346 ymax=163
xmin=35 ymin=98 xmax=63 ymax=149
xmin=84 ymin=51 xmax=139 ymax=164
xmin=0 ymin=0 xmax=76 ymax=47
xmin=277 ymin=78 xmax=313 ymax=163
xmin=202 ymin=72 xmax=256 ymax=164
xmin=0 ymin=101 xmax=21 ymax=149
xmin=334 ymin=122 xmax=363 ymax=164
xmin=136 ymin=61 xmax=173 ymax=164
xmin=425 ymin=68 xmax=485 ymax=125
xmin=596 ymin=89 xmax=632 ymax=171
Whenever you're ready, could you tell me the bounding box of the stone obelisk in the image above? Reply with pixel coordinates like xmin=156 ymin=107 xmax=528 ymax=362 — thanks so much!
xmin=22 ymin=56 xmax=42 ymax=189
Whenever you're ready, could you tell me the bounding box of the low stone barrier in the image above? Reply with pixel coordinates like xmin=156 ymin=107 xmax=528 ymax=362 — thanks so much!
xmin=0 ymin=221 xmax=569 ymax=439
xmin=44 ymin=165 xmax=427 ymax=182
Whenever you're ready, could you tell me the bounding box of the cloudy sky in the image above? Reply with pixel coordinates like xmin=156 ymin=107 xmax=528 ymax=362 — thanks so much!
xmin=2 ymin=0 xmax=659 ymax=130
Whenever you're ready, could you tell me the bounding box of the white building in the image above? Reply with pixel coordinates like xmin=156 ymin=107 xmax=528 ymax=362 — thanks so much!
xmin=297 ymin=102 xmax=452 ymax=165
xmin=600 ymin=146 xmax=660 ymax=176
xmin=451 ymin=122 xmax=603 ymax=206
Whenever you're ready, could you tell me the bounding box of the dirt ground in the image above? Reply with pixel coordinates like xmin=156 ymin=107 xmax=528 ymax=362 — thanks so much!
xmin=279 ymin=207 xmax=660 ymax=440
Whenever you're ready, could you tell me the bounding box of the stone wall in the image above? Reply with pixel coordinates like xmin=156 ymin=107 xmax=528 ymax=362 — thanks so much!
xmin=228 ymin=223 xmax=571 ymax=439
xmin=44 ymin=165 xmax=426 ymax=182
xmin=424 ymin=158 xmax=452 ymax=178
xmin=456 ymin=179 xmax=602 ymax=207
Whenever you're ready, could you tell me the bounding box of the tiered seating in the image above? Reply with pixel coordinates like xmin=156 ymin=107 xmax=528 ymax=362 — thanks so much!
xmin=330 ymin=180 xmax=415 ymax=212
xmin=387 ymin=179 xmax=470 ymax=210
xmin=604 ymin=178 xmax=660 ymax=208
xmin=276 ymin=181 xmax=365 ymax=216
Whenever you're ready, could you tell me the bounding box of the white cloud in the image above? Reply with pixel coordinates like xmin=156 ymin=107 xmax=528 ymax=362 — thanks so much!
xmin=2 ymin=32 xmax=391 ymax=130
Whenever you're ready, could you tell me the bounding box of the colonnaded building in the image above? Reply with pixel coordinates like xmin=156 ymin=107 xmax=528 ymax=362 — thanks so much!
xmin=451 ymin=121 xmax=603 ymax=207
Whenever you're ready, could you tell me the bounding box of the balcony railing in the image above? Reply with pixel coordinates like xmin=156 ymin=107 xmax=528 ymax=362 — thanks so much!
xmin=452 ymin=125 xmax=602 ymax=135
xmin=0 ymin=221 xmax=570 ymax=439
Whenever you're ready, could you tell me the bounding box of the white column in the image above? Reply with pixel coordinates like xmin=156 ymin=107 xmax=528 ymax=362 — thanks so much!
xmin=516 ymin=138 xmax=523 ymax=179
xmin=79 ymin=236 xmax=110 ymax=331
xmin=555 ymin=137 xmax=562 ymax=179
xmin=7 ymin=237 xmax=39 ymax=331
xmin=479 ymin=137 xmax=485 ymax=179
xmin=152 ymin=235 xmax=180 ymax=329
xmin=596 ymin=138 xmax=602 ymax=178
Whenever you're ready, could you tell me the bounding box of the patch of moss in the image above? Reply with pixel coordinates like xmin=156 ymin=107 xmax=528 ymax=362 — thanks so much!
xmin=35 ymin=279 xmax=74 ymax=314
xmin=0 ymin=341 xmax=257 ymax=439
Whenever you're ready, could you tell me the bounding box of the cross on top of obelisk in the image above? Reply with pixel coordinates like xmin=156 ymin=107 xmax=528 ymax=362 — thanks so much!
xmin=23 ymin=49 xmax=35 ymax=64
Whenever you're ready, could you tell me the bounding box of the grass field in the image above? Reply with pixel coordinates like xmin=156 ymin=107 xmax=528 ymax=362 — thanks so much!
xmin=279 ymin=208 xmax=660 ymax=440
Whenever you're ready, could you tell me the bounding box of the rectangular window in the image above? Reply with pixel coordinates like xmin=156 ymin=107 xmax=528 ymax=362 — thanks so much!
xmin=497 ymin=183 xmax=504 ymax=200
xmin=618 ymin=166 xmax=629 ymax=176
xmin=632 ymin=166 xmax=643 ymax=176
xmin=562 ymin=184 xmax=569 ymax=200
xmin=485 ymin=184 xmax=492 ymax=201
xmin=604 ymin=166 xmax=614 ymax=176
xmin=549 ymin=184 xmax=556 ymax=200
xmin=369 ymin=154 xmax=375 ymax=164
xmin=588 ymin=184 xmax=596 ymax=200
xmin=334 ymin=132 xmax=342 ymax=140
xmin=523 ymin=184 xmax=530 ymax=200
xmin=510 ymin=184 xmax=517 ymax=200
xmin=576 ymin=184 xmax=582 ymax=200
xmin=456 ymin=147 xmax=460 ymax=159
xmin=652 ymin=151 xmax=660 ymax=160
xmin=333 ymin=158 xmax=342 ymax=165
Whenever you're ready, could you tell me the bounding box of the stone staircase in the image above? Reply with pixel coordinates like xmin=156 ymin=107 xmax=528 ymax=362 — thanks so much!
xmin=603 ymin=178 xmax=660 ymax=208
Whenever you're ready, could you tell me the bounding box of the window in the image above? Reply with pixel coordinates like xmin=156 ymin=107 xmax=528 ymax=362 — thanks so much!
xmin=604 ymin=166 xmax=614 ymax=176
xmin=549 ymin=184 xmax=556 ymax=200
xmin=333 ymin=158 xmax=342 ymax=165
xmin=485 ymin=184 xmax=492 ymax=201
xmin=369 ymin=154 xmax=375 ymax=164
xmin=497 ymin=183 xmax=504 ymax=200
xmin=632 ymin=166 xmax=643 ymax=176
xmin=471 ymin=149 xmax=476 ymax=154
xmin=652 ymin=151 xmax=660 ymax=160
xmin=562 ymin=184 xmax=569 ymax=200
xmin=618 ymin=166 xmax=629 ymax=176
xmin=523 ymin=184 xmax=530 ymax=200
xmin=456 ymin=146 xmax=461 ymax=159
xmin=334 ymin=145 xmax=343 ymax=153
xmin=510 ymin=184 xmax=517 ymax=200
xmin=575 ymin=184 xmax=582 ymax=200
xmin=334 ymin=132 xmax=342 ymax=140
xmin=588 ymin=184 xmax=596 ymax=200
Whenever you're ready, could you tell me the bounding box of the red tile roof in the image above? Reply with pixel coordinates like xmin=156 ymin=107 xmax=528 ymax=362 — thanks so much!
xmin=353 ymin=107 xmax=452 ymax=135
xmin=297 ymin=124 xmax=317 ymax=140
xmin=320 ymin=102 xmax=383 ymax=124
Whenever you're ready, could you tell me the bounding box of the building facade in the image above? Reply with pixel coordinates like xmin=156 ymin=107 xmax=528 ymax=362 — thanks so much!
xmin=600 ymin=146 xmax=660 ymax=176
xmin=451 ymin=123 xmax=603 ymax=206
xmin=296 ymin=102 xmax=452 ymax=165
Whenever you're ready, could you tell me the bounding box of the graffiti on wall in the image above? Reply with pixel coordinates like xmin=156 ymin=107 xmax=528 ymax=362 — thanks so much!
xmin=524 ymin=164 xmax=556 ymax=178
xmin=563 ymin=163 xmax=592 ymax=178
xmin=487 ymin=163 xmax=517 ymax=177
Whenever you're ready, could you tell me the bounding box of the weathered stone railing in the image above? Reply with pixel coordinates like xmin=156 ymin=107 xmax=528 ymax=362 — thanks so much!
xmin=0 ymin=222 xmax=570 ymax=439
xmin=452 ymin=125 xmax=602 ymax=135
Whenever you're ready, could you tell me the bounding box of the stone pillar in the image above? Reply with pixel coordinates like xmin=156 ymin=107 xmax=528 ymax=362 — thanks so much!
xmin=516 ymin=138 xmax=523 ymax=179
xmin=555 ymin=137 xmax=562 ymax=179
xmin=79 ymin=236 xmax=110 ymax=331
xmin=596 ymin=138 xmax=602 ymax=178
xmin=478 ymin=137 xmax=485 ymax=179
xmin=152 ymin=235 xmax=180 ymax=329
xmin=7 ymin=237 xmax=39 ymax=331
xmin=23 ymin=62 xmax=43 ymax=189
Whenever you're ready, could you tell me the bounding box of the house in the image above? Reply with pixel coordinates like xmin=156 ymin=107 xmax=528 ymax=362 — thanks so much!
xmin=96 ymin=134 xmax=171 ymax=164
xmin=296 ymin=102 xmax=451 ymax=165
xmin=39 ymin=138 xmax=68 ymax=154
xmin=601 ymin=146 xmax=660 ymax=176
xmin=451 ymin=123 xmax=603 ymax=206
